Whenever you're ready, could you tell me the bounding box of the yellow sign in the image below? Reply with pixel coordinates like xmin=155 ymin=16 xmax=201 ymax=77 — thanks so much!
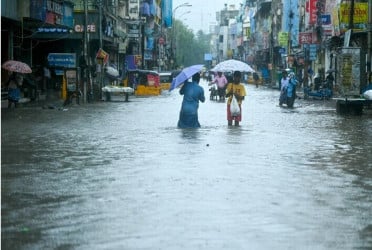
xmin=96 ymin=48 xmax=109 ymax=65
xmin=339 ymin=3 xmax=368 ymax=32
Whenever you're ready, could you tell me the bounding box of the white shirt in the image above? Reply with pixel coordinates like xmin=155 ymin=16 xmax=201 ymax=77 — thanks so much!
xmin=281 ymin=77 xmax=289 ymax=91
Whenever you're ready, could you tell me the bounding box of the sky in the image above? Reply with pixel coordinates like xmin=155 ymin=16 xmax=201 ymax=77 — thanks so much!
xmin=172 ymin=0 xmax=243 ymax=33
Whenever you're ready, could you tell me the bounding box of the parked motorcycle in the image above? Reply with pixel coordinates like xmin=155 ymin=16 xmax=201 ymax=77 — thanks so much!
xmin=279 ymin=72 xmax=297 ymax=108
xmin=303 ymin=76 xmax=333 ymax=100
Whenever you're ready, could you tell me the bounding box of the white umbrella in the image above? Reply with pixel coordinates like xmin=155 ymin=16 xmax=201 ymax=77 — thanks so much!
xmin=211 ymin=59 xmax=255 ymax=73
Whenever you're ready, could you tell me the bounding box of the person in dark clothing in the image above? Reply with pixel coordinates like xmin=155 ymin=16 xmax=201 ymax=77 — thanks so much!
xmin=253 ymin=72 xmax=260 ymax=88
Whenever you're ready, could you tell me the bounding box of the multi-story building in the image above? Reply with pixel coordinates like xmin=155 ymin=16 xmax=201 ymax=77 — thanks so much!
xmin=1 ymin=0 xmax=168 ymax=100
xmin=213 ymin=0 xmax=370 ymax=89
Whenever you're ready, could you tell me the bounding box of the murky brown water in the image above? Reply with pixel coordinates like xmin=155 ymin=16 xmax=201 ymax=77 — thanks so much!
xmin=2 ymin=80 xmax=372 ymax=249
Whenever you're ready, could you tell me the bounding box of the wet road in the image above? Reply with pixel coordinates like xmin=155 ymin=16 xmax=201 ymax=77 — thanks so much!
xmin=2 ymin=80 xmax=372 ymax=249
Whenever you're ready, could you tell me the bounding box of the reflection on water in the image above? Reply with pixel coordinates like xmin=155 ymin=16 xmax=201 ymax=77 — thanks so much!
xmin=179 ymin=128 xmax=201 ymax=141
xmin=2 ymin=82 xmax=372 ymax=249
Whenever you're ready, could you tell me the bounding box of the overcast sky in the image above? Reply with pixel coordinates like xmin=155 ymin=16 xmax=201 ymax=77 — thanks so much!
xmin=172 ymin=0 xmax=243 ymax=33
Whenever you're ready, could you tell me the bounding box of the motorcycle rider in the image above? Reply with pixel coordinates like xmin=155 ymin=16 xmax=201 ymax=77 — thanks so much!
xmin=279 ymin=72 xmax=297 ymax=108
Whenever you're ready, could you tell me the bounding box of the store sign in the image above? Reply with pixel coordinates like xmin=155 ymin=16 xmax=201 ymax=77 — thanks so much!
xmin=299 ymin=32 xmax=313 ymax=44
xmin=74 ymin=24 xmax=96 ymax=32
xmin=37 ymin=27 xmax=69 ymax=33
xmin=47 ymin=53 xmax=76 ymax=75
xmin=47 ymin=53 xmax=76 ymax=68
xmin=304 ymin=44 xmax=318 ymax=61
xmin=278 ymin=32 xmax=289 ymax=47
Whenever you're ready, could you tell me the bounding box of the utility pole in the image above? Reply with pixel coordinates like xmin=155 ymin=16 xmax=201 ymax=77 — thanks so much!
xmin=83 ymin=0 xmax=88 ymax=103
xmin=98 ymin=0 xmax=103 ymax=100
xmin=368 ymin=0 xmax=372 ymax=79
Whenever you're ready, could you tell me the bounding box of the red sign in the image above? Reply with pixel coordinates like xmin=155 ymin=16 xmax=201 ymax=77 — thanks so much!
xmin=158 ymin=37 xmax=165 ymax=45
xmin=299 ymin=32 xmax=313 ymax=44
xmin=307 ymin=0 xmax=325 ymax=25
xmin=307 ymin=0 xmax=317 ymax=25
xmin=147 ymin=74 xmax=160 ymax=87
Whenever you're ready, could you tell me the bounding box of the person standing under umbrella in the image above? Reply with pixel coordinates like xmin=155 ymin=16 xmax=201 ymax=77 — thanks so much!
xmin=6 ymin=72 xmax=23 ymax=108
xmin=226 ymin=71 xmax=246 ymax=126
xmin=177 ymin=72 xmax=205 ymax=128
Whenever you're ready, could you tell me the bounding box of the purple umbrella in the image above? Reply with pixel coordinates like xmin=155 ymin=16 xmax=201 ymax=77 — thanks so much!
xmin=169 ymin=64 xmax=204 ymax=91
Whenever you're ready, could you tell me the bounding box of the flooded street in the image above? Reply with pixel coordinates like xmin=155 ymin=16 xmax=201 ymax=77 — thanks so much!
xmin=2 ymin=80 xmax=372 ymax=249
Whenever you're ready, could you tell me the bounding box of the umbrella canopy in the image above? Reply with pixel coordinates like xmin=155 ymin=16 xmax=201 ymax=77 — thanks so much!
xmin=2 ymin=60 xmax=32 ymax=74
xmin=211 ymin=59 xmax=255 ymax=73
xmin=169 ymin=64 xmax=204 ymax=91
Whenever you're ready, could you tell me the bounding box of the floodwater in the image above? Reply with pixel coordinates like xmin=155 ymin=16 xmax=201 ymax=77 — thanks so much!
xmin=2 ymin=80 xmax=372 ymax=250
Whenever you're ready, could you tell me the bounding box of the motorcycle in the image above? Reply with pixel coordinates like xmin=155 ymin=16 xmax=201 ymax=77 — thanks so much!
xmin=279 ymin=73 xmax=297 ymax=108
xmin=303 ymin=76 xmax=333 ymax=100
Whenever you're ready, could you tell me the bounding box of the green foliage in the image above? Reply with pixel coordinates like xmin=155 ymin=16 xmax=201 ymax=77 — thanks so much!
xmin=172 ymin=20 xmax=212 ymax=68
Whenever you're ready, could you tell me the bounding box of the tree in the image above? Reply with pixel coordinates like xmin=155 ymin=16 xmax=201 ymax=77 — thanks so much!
xmin=172 ymin=20 xmax=212 ymax=68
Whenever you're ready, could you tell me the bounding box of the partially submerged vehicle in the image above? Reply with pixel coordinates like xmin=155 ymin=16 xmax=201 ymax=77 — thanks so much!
xmin=126 ymin=69 xmax=161 ymax=96
xmin=159 ymin=72 xmax=172 ymax=91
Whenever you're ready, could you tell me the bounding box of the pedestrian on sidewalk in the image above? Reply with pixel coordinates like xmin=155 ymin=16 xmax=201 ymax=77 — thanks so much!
xmin=226 ymin=71 xmax=246 ymax=126
xmin=6 ymin=72 xmax=23 ymax=108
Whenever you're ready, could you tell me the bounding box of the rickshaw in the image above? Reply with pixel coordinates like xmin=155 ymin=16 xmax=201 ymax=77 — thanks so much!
xmin=159 ymin=71 xmax=172 ymax=90
xmin=126 ymin=69 xmax=161 ymax=96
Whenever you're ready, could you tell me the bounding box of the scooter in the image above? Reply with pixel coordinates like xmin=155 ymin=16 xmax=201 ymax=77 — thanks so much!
xmin=279 ymin=73 xmax=297 ymax=108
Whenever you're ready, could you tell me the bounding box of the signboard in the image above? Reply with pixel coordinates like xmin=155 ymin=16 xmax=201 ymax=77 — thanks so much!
xmin=204 ymin=53 xmax=212 ymax=61
xmin=162 ymin=0 xmax=172 ymax=27
xmin=309 ymin=44 xmax=317 ymax=61
xmin=339 ymin=3 xmax=368 ymax=33
xmin=128 ymin=0 xmax=139 ymax=19
xmin=336 ymin=47 xmax=362 ymax=96
xmin=278 ymin=47 xmax=286 ymax=54
xmin=304 ymin=44 xmax=317 ymax=61
xmin=126 ymin=55 xmax=142 ymax=70
xmin=321 ymin=14 xmax=331 ymax=25
xmin=299 ymin=32 xmax=313 ymax=44
xmin=74 ymin=24 xmax=96 ymax=33
xmin=158 ymin=37 xmax=165 ymax=45
xmin=48 ymin=53 xmax=76 ymax=67
xmin=278 ymin=32 xmax=289 ymax=47
xmin=47 ymin=53 xmax=76 ymax=75
xmin=96 ymin=48 xmax=109 ymax=65
xmin=307 ymin=0 xmax=325 ymax=25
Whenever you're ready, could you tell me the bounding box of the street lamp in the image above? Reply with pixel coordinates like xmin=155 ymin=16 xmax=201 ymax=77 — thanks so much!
xmin=172 ymin=3 xmax=192 ymax=68
xmin=174 ymin=11 xmax=190 ymax=66
xmin=173 ymin=2 xmax=192 ymax=18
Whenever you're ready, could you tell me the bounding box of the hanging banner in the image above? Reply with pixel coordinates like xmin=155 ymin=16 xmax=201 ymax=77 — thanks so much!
xmin=162 ymin=0 xmax=172 ymax=28
xmin=96 ymin=48 xmax=109 ymax=65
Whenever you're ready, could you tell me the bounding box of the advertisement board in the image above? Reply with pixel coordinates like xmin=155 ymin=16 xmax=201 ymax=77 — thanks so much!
xmin=336 ymin=47 xmax=362 ymax=96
